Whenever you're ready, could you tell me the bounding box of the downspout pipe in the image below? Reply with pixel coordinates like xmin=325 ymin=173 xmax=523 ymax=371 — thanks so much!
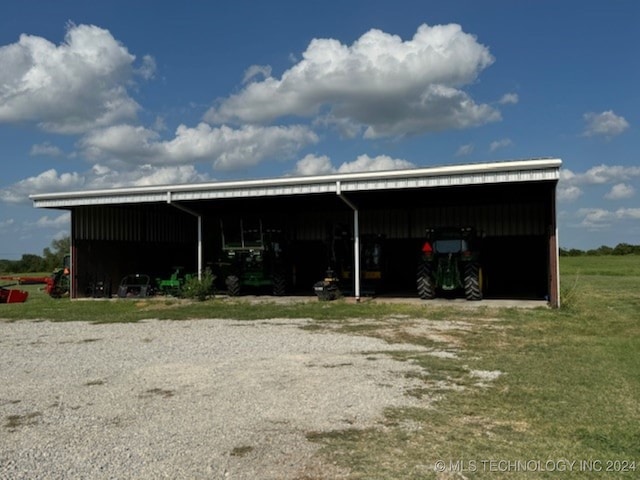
xmin=167 ymin=192 xmax=203 ymax=280
xmin=336 ymin=181 xmax=360 ymax=301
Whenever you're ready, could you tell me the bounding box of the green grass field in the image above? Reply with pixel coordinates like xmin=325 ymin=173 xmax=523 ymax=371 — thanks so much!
xmin=306 ymin=256 xmax=640 ymax=479
xmin=2 ymin=256 xmax=639 ymax=478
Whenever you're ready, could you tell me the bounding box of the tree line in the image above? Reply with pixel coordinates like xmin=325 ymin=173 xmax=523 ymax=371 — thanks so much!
xmin=559 ymin=243 xmax=640 ymax=256
xmin=0 ymin=237 xmax=70 ymax=274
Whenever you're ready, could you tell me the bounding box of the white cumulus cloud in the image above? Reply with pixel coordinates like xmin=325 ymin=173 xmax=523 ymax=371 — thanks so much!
xmin=615 ymin=208 xmax=640 ymax=219
xmin=87 ymin=164 xmax=209 ymax=189
xmin=31 ymin=212 xmax=71 ymax=228
xmin=336 ymin=154 xmax=415 ymax=173
xmin=582 ymin=110 xmax=629 ymax=138
xmin=205 ymin=23 xmax=499 ymax=138
xmin=605 ymin=183 xmax=635 ymax=200
xmin=292 ymin=154 xmax=415 ymax=176
xmin=577 ymin=208 xmax=613 ymax=228
xmin=498 ymin=93 xmax=519 ymax=105
xmin=0 ymin=23 xmax=153 ymax=133
xmin=80 ymin=123 xmax=319 ymax=170
xmin=293 ymin=154 xmax=335 ymax=176
xmin=557 ymin=185 xmax=583 ymax=202
xmin=559 ymin=165 xmax=640 ymax=203
xmin=562 ymin=165 xmax=640 ymax=186
xmin=30 ymin=142 xmax=63 ymax=157
xmin=0 ymin=169 xmax=85 ymax=204
xmin=455 ymin=144 xmax=474 ymax=156
xmin=0 ymin=164 xmax=210 ymax=204
xmin=243 ymin=65 xmax=272 ymax=84
xmin=575 ymin=207 xmax=640 ymax=230
xmin=489 ymin=138 xmax=512 ymax=152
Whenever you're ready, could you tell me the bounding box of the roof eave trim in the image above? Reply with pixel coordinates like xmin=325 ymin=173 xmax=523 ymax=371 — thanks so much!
xmin=30 ymin=158 xmax=561 ymax=203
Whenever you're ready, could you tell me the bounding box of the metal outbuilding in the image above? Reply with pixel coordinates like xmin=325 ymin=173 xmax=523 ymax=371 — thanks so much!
xmin=31 ymin=158 xmax=562 ymax=306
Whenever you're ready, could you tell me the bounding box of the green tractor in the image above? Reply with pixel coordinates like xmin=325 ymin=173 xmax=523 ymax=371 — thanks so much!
xmin=416 ymin=227 xmax=483 ymax=301
xmin=216 ymin=219 xmax=287 ymax=296
xmin=46 ymin=254 xmax=71 ymax=298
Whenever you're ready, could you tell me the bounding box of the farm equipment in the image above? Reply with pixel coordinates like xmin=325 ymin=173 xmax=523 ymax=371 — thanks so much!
xmin=156 ymin=267 xmax=193 ymax=296
xmin=1 ymin=254 xmax=71 ymax=298
xmin=117 ymin=274 xmax=153 ymax=298
xmin=0 ymin=275 xmax=49 ymax=285
xmin=341 ymin=233 xmax=386 ymax=295
xmin=0 ymin=284 xmax=29 ymax=304
xmin=45 ymin=254 xmax=71 ymax=298
xmin=313 ymin=224 xmax=349 ymax=300
xmin=85 ymin=276 xmax=112 ymax=298
xmin=215 ymin=219 xmax=287 ymax=296
xmin=313 ymin=225 xmax=386 ymax=299
xmin=416 ymin=227 xmax=483 ymax=301
xmin=313 ymin=268 xmax=341 ymax=301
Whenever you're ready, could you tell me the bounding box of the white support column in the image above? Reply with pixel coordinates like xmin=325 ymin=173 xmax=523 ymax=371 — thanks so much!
xmin=353 ymin=208 xmax=360 ymax=301
xmin=69 ymin=211 xmax=76 ymax=299
xmin=336 ymin=181 xmax=361 ymax=301
xmin=167 ymin=192 xmax=203 ymax=280
xmin=197 ymin=215 xmax=203 ymax=280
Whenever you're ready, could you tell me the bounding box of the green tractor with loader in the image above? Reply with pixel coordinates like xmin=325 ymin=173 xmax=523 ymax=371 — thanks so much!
xmin=215 ymin=219 xmax=288 ymax=296
xmin=416 ymin=227 xmax=483 ymax=301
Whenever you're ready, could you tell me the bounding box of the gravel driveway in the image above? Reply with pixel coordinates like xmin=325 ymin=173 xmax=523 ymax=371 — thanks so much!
xmin=0 ymin=318 xmax=430 ymax=479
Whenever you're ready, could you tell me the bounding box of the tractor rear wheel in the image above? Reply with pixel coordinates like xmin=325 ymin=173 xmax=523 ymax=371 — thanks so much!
xmin=272 ymin=272 xmax=286 ymax=296
xmin=225 ymin=275 xmax=240 ymax=296
xmin=464 ymin=263 xmax=482 ymax=301
xmin=416 ymin=261 xmax=435 ymax=299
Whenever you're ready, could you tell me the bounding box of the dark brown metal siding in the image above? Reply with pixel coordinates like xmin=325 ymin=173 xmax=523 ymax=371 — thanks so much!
xmin=74 ymin=205 xmax=196 ymax=243
xmin=399 ymin=202 xmax=547 ymax=238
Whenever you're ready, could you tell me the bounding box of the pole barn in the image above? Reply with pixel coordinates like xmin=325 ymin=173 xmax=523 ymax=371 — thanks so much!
xmin=31 ymin=158 xmax=562 ymax=307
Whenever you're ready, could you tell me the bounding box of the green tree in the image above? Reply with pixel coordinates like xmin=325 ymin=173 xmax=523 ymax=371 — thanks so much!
xmin=586 ymin=245 xmax=613 ymax=256
xmin=17 ymin=254 xmax=45 ymax=273
xmin=43 ymin=236 xmax=71 ymax=271
xmin=612 ymin=243 xmax=637 ymax=255
xmin=559 ymin=248 xmax=584 ymax=257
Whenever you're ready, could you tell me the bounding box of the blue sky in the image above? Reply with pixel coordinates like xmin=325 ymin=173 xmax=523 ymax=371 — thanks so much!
xmin=1 ymin=0 xmax=638 ymax=259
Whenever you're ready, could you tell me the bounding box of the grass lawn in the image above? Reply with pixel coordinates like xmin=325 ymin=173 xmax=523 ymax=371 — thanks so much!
xmin=307 ymin=256 xmax=640 ymax=478
xmin=2 ymin=255 xmax=639 ymax=478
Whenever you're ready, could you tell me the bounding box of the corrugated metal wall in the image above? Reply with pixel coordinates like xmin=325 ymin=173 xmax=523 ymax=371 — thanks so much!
xmin=74 ymin=205 xmax=196 ymax=243
xmin=291 ymin=210 xmax=351 ymax=241
xmin=409 ymin=201 xmax=547 ymax=238
xmin=72 ymin=196 xmax=549 ymax=247
xmin=285 ymin=202 xmax=548 ymax=240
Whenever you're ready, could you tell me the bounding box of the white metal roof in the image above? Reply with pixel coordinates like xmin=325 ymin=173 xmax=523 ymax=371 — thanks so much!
xmin=31 ymin=158 xmax=561 ymax=209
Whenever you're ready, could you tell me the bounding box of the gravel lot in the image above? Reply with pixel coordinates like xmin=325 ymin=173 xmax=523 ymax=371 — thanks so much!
xmin=0 ymin=318 xmax=431 ymax=479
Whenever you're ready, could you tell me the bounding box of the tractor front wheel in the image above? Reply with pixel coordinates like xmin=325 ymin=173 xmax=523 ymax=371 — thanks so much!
xmin=416 ymin=261 xmax=435 ymax=299
xmin=464 ymin=263 xmax=482 ymax=301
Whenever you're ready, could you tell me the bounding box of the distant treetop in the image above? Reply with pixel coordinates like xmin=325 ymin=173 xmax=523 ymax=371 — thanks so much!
xmin=559 ymin=243 xmax=640 ymax=256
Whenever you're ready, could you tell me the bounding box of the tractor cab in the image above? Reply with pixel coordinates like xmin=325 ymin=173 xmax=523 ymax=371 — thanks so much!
xmin=216 ymin=219 xmax=287 ymax=296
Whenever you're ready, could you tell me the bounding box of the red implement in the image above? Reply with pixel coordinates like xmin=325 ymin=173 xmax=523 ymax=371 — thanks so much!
xmin=0 ymin=275 xmax=48 ymax=285
xmin=0 ymin=287 xmax=29 ymax=303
